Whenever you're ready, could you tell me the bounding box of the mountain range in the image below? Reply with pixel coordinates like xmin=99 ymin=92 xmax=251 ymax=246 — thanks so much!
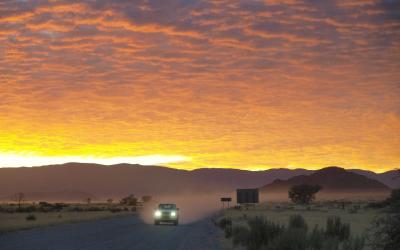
xmin=0 ymin=163 xmax=397 ymax=202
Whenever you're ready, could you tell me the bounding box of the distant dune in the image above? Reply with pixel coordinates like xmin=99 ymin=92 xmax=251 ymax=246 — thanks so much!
xmin=0 ymin=163 xmax=396 ymax=202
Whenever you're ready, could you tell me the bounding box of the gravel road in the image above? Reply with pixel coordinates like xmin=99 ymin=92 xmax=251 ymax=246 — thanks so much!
xmin=0 ymin=215 xmax=221 ymax=250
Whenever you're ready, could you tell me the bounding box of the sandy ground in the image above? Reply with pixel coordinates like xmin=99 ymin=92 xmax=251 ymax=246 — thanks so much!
xmin=0 ymin=211 xmax=133 ymax=232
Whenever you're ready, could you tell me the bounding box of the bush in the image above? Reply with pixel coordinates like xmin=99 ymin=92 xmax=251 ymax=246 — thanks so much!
xmin=308 ymin=225 xmax=325 ymax=250
xmin=68 ymin=206 xmax=84 ymax=212
xmin=232 ymin=226 xmax=249 ymax=246
xmin=217 ymin=217 xmax=232 ymax=230
xmin=225 ymin=224 xmax=233 ymax=238
xmin=289 ymin=214 xmax=308 ymax=232
xmin=219 ymin=215 xmax=364 ymax=250
xmin=16 ymin=205 xmax=36 ymax=213
xmin=386 ymin=188 xmax=400 ymax=211
xmin=323 ymin=237 xmax=340 ymax=250
xmin=326 ymin=217 xmax=350 ymax=241
xmin=247 ymin=216 xmax=285 ymax=250
xmin=26 ymin=214 xmax=36 ymax=221
xmin=367 ymin=214 xmax=400 ymax=250
xmin=266 ymin=228 xmax=308 ymax=250
xmin=87 ymin=206 xmax=103 ymax=212
xmin=217 ymin=217 xmax=232 ymax=238
xmin=342 ymin=236 xmax=365 ymax=250
xmin=110 ymin=207 xmax=123 ymax=213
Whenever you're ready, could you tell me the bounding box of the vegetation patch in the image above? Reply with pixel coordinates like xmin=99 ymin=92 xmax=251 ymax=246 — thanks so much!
xmin=219 ymin=214 xmax=363 ymax=250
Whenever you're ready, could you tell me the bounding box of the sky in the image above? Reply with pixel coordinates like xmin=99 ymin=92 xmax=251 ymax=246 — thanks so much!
xmin=0 ymin=0 xmax=399 ymax=172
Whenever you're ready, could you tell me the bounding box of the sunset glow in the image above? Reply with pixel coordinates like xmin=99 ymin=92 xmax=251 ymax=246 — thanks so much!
xmin=0 ymin=0 xmax=399 ymax=172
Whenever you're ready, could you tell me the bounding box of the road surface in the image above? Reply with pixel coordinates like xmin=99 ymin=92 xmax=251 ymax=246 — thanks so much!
xmin=0 ymin=215 xmax=221 ymax=250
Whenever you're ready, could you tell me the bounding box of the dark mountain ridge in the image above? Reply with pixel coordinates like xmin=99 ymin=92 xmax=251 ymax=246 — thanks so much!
xmin=0 ymin=163 xmax=310 ymax=201
xmin=0 ymin=163 xmax=395 ymax=201
xmin=260 ymin=166 xmax=391 ymax=194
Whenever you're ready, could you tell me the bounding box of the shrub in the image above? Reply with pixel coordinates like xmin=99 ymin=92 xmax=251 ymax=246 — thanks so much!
xmin=217 ymin=218 xmax=232 ymax=238
xmin=232 ymin=226 xmax=249 ymax=246
xmin=326 ymin=217 xmax=350 ymax=241
xmin=367 ymin=214 xmax=400 ymax=250
xmin=68 ymin=206 xmax=84 ymax=212
xmin=322 ymin=237 xmax=340 ymax=250
xmin=289 ymin=214 xmax=308 ymax=232
xmin=110 ymin=207 xmax=123 ymax=213
xmin=246 ymin=216 xmax=284 ymax=250
xmin=224 ymin=224 xmax=233 ymax=238
xmin=217 ymin=217 xmax=232 ymax=230
xmin=16 ymin=205 xmax=36 ymax=213
xmin=26 ymin=214 xmax=36 ymax=221
xmin=386 ymin=188 xmax=400 ymax=211
xmin=341 ymin=236 xmax=365 ymax=250
xmin=308 ymin=225 xmax=325 ymax=250
xmin=87 ymin=206 xmax=102 ymax=212
xmin=266 ymin=228 xmax=308 ymax=250
xmin=218 ymin=215 xmax=362 ymax=250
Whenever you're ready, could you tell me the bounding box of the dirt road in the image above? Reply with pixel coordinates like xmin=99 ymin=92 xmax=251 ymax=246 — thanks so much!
xmin=0 ymin=215 xmax=221 ymax=250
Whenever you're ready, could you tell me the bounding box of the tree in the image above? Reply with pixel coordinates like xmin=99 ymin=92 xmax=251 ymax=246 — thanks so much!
xmin=107 ymin=198 xmax=113 ymax=205
xmin=120 ymin=194 xmax=137 ymax=206
xmin=141 ymin=195 xmax=152 ymax=203
xmin=386 ymin=188 xmax=400 ymax=211
xmin=13 ymin=192 xmax=25 ymax=209
xmin=288 ymin=184 xmax=322 ymax=204
xmin=84 ymin=197 xmax=92 ymax=205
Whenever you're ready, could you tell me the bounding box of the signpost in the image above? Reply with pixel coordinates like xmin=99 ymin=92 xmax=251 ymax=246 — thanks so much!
xmin=220 ymin=197 xmax=232 ymax=208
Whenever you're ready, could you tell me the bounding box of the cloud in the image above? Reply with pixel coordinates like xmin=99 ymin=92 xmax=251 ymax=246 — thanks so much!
xmin=0 ymin=0 xmax=399 ymax=172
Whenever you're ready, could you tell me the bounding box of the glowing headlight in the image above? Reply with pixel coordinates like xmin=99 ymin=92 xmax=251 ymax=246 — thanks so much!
xmin=154 ymin=210 xmax=161 ymax=217
xmin=170 ymin=211 xmax=176 ymax=217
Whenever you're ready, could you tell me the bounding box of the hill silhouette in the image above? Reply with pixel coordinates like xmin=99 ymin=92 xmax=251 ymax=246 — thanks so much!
xmin=0 ymin=163 xmax=309 ymax=201
xmin=0 ymin=164 xmax=394 ymax=202
xmin=260 ymin=166 xmax=391 ymax=200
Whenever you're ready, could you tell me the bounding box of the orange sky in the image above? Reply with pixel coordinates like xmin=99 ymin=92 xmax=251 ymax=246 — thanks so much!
xmin=0 ymin=0 xmax=399 ymax=172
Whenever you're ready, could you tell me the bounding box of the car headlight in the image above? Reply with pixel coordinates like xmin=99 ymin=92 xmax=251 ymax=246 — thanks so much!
xmin=170 ymin=211 xmax=176 ymax=217
xmin=154 ymin=210 xmax=161 ymax=217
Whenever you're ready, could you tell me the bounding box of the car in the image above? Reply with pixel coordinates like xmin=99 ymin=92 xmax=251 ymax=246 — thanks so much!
xmin=154 ymin=203 xmax=179 ymax=226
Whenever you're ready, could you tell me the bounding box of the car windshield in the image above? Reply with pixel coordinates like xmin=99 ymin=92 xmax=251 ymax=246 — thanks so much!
xmin=159 ymin=204 xmax=176 ymax=209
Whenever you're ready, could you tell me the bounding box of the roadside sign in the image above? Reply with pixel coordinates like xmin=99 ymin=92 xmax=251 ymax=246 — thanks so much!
xmin=220 ymin=197 xmax=232 ymax=208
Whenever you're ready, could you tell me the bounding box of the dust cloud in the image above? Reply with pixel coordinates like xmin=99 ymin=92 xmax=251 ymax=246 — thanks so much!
xmin=139 ymin=192 xmax=234 ymax=224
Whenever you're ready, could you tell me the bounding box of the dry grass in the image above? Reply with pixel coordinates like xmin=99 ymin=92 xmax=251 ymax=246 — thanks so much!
xmin=0 ymin=211 xmax=133 ymax=232
xmin=218 ymin=202 xmax=383 ymax=250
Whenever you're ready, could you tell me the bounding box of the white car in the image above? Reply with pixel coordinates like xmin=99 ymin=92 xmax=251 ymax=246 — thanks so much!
xmin=154 ymin=203 xmax=179 ymax=226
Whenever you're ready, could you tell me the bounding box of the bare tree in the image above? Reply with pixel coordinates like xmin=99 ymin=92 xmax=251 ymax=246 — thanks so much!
xmin=107 ymin=198 xmax=113 ymax=205
xmin=84 ymin=197 xmax=92 ymax=205
xmin=13 ymin=192 xmax=25 ymax=209
xmin=120 ymin=194 xmax=137 ymax=206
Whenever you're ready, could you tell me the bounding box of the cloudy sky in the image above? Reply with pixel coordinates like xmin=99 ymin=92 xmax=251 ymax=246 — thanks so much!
xmin=0 ymin=0 xmax=399 ymax=171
